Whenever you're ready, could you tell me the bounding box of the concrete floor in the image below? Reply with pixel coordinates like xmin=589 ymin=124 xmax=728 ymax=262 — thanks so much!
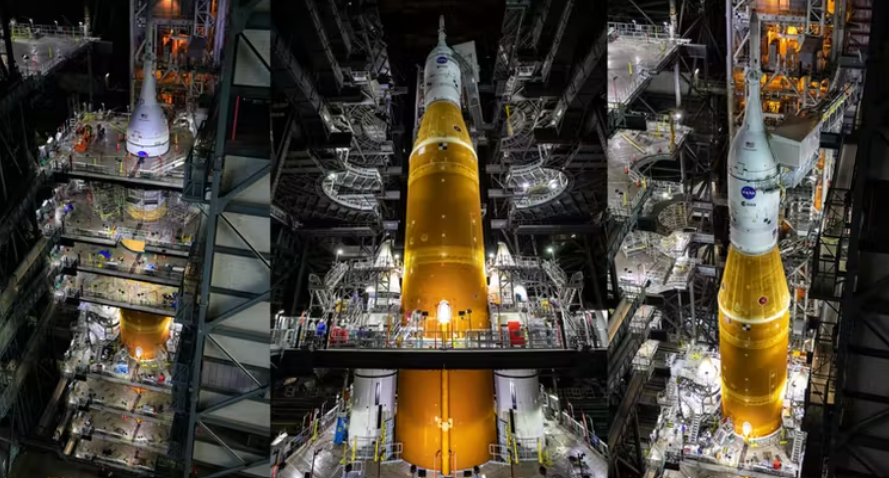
xmin=608 ymin=34 xmax=682 ymax=105
xmin=281 ymin=418 xmax=607 ymax=478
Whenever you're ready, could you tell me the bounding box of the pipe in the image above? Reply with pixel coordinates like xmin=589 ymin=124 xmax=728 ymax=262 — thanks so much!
xmin=231 ymin=95 xmax=240 ymax=140
xmin=726 ymin=0 xmax=735 ymax=138
xmin=441 ymin=369 xmax=450 ymax=476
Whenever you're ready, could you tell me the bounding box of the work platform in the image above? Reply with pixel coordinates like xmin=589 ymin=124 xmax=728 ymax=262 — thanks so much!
xmin=607 ymin=22 xmax=685 ymax=108
xmin=7 ymin=23 xmax=98 ymax=77
xmin=274 ymin=347 xmax=606 ymax=375
xmin=50 ymin=295 xmax=183 ymax=475
xmin=56 ymin=241 xmax=186 ymax=287
xmin=57 ymin=270 xmax=178 ymax=314
xmin=40 ymin=168 xmax=199 ymax=264
xmin=279 ymin=411 xmax=606 ymax=478
xmin=46 ymin=112 xmax=194 ymax=190
xmin=607 ymin=121 xmax=688 ymax=215
xmin=606 ymin=120 xmax=691 ymax=271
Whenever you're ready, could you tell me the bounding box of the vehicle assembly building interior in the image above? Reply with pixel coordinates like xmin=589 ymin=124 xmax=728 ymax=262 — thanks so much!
xmin=605 ymin=2 xmax=889 ymax=478
xmin=270 ymin=0 xmax=610 ymax=477
xmin=2 ymin=0 xmax=889 ymax=478
xmin=0 ymin=0 xmax=270 ymax=477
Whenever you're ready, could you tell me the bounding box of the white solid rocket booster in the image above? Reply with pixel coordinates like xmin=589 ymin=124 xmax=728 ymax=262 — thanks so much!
xmin=494 ymin=369 xmax=544 ymax=450
xmin=349 ymin=369 xmax=397 ymax=442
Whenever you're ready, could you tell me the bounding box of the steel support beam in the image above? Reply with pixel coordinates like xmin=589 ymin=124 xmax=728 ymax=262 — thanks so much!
xmin=181 ymin=1 xmax=270 ymax=476
xmin=830 ymin=1 xmax=889 ymax=476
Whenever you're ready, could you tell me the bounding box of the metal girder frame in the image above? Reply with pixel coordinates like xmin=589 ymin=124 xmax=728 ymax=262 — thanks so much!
xmin=181 ymin=0 xmax=271 ymax=476
xmin=608 ymin=371 xmax=645 ymax=478
xmin=553 ymin=27 xmax=607 ymax=145
xmin=830 ymin=1 xmax=889 ymax=476
xmin=492 ymin=2 xmax=527 ymax=95
xmin=0 ymin=66 xmax=41 ymax=290
xmin=540 ymin=0 xmax=576 ymax=82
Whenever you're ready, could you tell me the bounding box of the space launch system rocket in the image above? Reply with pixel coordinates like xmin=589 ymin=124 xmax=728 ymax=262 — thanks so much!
xmin=718 ymin=10 xmax=791 ymax=439
xmin=396 ymin=16 xmax=496 ymax=474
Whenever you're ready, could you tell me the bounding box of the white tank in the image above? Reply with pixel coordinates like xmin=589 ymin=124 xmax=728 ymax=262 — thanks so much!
xmin=349 ymin=369 xmax=397 ymax=440
xmin=422 ymin=16 xmax=462 ymax=109
xmin=727 ymin=10 xmax=781 ymax=256
xmin=494 ymin=369 xmax=545 ymax=448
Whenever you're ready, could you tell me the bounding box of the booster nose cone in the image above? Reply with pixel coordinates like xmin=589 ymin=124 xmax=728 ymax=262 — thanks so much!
xmin=126 ymin=65 xmax=170 ymax=158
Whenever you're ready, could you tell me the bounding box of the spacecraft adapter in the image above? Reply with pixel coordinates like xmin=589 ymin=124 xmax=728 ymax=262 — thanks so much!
xmin=718 ymin=10 xmax=791 ymax=439
xmin=396 ymin=17 xmax=495 ymax=474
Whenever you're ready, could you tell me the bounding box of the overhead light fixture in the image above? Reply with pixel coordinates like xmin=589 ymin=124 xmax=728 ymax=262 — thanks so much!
xmin=271 ymin=432 xmax=288 ymax=447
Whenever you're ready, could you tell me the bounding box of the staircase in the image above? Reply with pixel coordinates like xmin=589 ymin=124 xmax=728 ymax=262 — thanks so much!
xmin=542 ymin=258 xmax=567 ymax=289
xmin=792 ymin=430 xmax=806 ymax=463
xmin=658 ymin=380 xmax=677 ymax=406
xmin=688 ymin=414 xmax=702 ymax=443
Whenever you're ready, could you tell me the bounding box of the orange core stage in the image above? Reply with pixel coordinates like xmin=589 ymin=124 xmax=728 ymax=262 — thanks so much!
xmin=398 ymin=99 xmax=496 ymax=472
xmin=120 ymin=309 xmax=172 ymax=360
xmin=718 ymin=246 xmax=790 ymax=437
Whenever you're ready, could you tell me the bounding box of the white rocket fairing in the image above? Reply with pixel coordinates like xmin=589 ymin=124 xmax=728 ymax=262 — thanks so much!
xmin=127 ymin=9 xmax=170 ymax=159
xmin=718 ymin=10 xmax=791 ymax=438
xmin=421 ymin=16 xmax=462 ymax=109
xmin=727 ymin=11 xmax=781 ymax=253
